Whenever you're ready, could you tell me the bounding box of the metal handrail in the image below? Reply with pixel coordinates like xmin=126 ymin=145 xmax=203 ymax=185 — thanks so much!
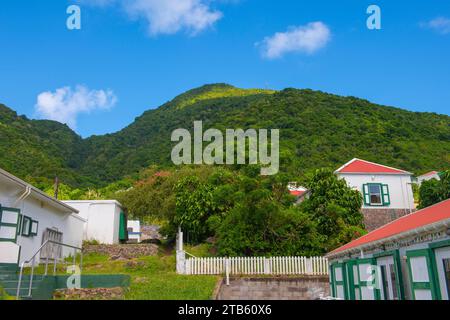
xmin=16 ymin=239 xmax=83 ymax=299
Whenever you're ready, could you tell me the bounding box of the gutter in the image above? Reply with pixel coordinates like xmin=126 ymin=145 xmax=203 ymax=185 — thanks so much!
xmin=0 ymin=168 xmax=79 ymax=214
xmin=327 ymin=218 xmax=450 ymax=260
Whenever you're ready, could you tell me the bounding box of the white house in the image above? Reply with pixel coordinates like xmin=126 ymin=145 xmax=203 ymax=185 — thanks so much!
xmin=327 ymin=199 xmax=450 ymax=300
xmin=63 ymin=200 xmax=128 ymax=245
xmin=0 ymin=168 xmax=85 ymax=266
xmin=417 ymin=171 xmax=442 ymax=185
xmin=127 ymin=220 xmax=141 ymax=243
xmin=335 ymin=158 xmax=415 ymax=231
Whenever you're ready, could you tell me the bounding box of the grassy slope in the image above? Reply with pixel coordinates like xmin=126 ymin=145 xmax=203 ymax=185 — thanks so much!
xmin=28 ymin=244 xmax=218 ymax=300
xmin=82 ymin=252 xmax=218 ymax=300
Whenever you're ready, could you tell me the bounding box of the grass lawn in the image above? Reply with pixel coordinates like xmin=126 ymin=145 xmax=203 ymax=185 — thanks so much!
xmin=26 ymin=244 xmax=219 ymax=300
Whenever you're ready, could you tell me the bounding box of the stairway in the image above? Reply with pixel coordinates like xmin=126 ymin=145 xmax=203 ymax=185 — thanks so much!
xmin=0 ymin=264 xmax=45 ymax=299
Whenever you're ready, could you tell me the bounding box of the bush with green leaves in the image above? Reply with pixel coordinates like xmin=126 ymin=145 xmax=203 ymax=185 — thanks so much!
xmin=419 ymin=170 xmax=450 ymax=208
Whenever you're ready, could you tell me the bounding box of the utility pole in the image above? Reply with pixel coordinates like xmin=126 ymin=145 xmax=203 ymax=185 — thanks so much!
xmin=54 ymin=176 xmax=59 ymax=199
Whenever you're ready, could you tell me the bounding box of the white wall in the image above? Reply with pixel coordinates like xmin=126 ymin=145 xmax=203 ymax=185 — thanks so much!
xmin=338 ymin=173 xmax=415 ymax=210
xmin=0 ymin=182 xmax=85 ymax=265
xmin=63 ymin=201 xmax=122 ymax=244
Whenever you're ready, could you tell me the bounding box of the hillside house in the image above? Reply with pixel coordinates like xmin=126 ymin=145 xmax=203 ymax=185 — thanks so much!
xmin=417 ymin=171 xmax=442 ymax=185
xmin=327 ymin=199 xmax=450 ymax=300
xmin=335 ymin=158 xmax=415 ymax=231
xmin=0 ymin=168 xmax=85 ymax=266
xmin=63 ymin=200 xmax=128 ymax=245
xmin=288 ymin=182 xmax=310 ymax=204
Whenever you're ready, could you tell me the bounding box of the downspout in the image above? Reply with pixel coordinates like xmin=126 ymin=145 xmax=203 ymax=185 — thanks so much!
xmin=13 ymin=185 xmax=31 ymax=207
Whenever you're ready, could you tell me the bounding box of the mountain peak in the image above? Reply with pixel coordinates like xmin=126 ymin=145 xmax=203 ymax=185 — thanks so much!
xmin=168 ymin=83 xmax=277 ymax=109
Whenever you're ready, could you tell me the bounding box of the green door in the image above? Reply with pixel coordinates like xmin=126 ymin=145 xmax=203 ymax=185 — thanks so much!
xmin=357 ymin=258 xmax=380 ymax=300
xmin=332 ymin=263 xmax=348 ymax=299
xmin=406 ymin=249 xmax=440 ymax=300
xmin=119 ymin=212 xmax=127 ymax=241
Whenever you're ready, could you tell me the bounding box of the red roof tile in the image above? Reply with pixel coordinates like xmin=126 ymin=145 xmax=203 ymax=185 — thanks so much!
xmin=329 ymin=199 xmax=450 ymax=255
xmin=336 ymin=158 xmax=411 ymax=175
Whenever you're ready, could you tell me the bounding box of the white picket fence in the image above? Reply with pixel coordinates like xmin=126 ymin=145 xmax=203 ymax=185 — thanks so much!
xmin=185 ymin=256 xmax=328 ymax=276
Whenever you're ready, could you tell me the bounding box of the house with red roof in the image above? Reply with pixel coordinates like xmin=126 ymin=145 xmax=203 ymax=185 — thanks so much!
xmin=335 ymin=158 xmax=415 ymax=231
xmin=417 ymin=171 xmax=442 ymax=185
xmin=326 ymin=199 xmax=450 ymax=300
xmin=288 ymin=182 xmax=310 ymax=204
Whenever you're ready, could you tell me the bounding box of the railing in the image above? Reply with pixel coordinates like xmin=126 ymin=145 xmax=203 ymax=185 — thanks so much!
xmin=16 ymin=240 xmax=83 ymax=299
xmin=185 ymin=256 xmax=328 ymax=276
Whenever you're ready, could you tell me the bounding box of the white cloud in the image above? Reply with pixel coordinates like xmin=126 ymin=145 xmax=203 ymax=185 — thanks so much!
xmin=421 ymin=17 xmax=450 ymax=35
xmin=259 ymin=22 xmax=331 ymax=59
xmin=79 ymin=0 xmax=223 ymax=36
xmin=35 ymin=85 xmax=117 ymax=129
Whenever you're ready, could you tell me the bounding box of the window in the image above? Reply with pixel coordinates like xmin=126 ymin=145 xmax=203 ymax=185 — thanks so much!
xmin=380 ymin=265 xmax=389 ymax=300
xmin=363 ymin=184 xmax=390 ymax=206
xmin=31 ymin=220 xmax=39 ymax=236
xmin=40 ymin=228 xmax=63 ymax=260
xmin=21 ymin=216 xmax=32 ymax=237
xmin=369 ymin=184 xmax=382 ymax=205
xmin=0 ymin=207 xmax=20 ymax=242
xmin=389 ymin=264 xmax=399 ymax=300
xmin=444 ymin=258 xmax=450 ymax=299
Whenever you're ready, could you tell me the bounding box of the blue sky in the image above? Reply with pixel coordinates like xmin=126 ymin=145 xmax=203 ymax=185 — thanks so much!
xmin=0 ymin=0 xmax=449 ymax=137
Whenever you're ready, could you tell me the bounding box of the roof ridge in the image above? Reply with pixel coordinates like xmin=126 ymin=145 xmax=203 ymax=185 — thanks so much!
xmin=336 ymin=158 xmax=411 ymax=174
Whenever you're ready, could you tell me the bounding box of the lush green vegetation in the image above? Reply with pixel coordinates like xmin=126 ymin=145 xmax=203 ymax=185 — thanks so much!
xmin=418 ymin=170 xmax=450 ymax=208
xmin=116 ymin=165 xmax=365 ymax=255
xmin=1 ymin=84 xmax=449 ymax=190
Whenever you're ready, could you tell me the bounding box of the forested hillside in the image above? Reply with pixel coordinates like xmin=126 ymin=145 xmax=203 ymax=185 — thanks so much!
xmin=1 ymin=84 xmax=449 ymax=189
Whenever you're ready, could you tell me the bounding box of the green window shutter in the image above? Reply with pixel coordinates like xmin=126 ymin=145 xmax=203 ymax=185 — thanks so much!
xmin=382 ymin=184 xmax=390 ymax=206
xmin=362 ymin=184 xmax=370 ymax=205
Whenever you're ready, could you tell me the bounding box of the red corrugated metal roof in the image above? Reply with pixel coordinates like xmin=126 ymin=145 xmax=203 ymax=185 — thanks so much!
xmin=330 ymin=199 xmax=450 ymax=255
xmin=336 ymin=158 xmax=411 ymax=175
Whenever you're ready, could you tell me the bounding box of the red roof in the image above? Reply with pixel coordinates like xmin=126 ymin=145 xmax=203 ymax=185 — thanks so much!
xmin=329 ymin=199 xmax=450 ymax=255
xmin=419 ymin=171 xmax=439 ymax=177
xmin=336 ymin=158 xmax=411 ymax=175
xmin=290 ymin=190 xmax=307 ymax=197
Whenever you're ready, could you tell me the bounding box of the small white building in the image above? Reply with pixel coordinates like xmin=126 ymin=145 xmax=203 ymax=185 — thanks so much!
xmin=335 ymin=158 xmax=415 ymax=231
xmin=63 ymin=200 xmax=128 ymax=245
xmin=0 ymin=168 xmax=85 ymax=266
xmin=417 ymin=171 xmax=442 ymax=185
xmin=127 ymin=220 xmax=141 ymax=243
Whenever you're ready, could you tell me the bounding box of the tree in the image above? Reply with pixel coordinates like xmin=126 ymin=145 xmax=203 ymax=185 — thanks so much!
xmin=419 ymin=170 xmax=450 ymax=208
xmin=300 ymin=168 xmax=365 ymax=252
xmin=174 ymin=176 xmax=216 ymax=244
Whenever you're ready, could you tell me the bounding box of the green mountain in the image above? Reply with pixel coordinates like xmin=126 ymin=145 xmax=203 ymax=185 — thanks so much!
xmin=1 ymin=84 xmax=449 ymax=188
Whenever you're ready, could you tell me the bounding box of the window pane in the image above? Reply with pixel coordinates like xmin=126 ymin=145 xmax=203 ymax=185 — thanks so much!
xmin=369 ymin=185 xmax=382 ymax=205
xmin=444 ymin=258 xmax=450 ymax=299
xmin=0 ymin=226 xmax=17 ymax=240
xmin=370 ymin=194 xmax=382 ymax=204
xmin=389 ymin=264 xmax=399 ymax=300
xmin=381 ymin=265 xmax=390 ymax=300
xmin=1 ymin=211 xmax=19 ymax=224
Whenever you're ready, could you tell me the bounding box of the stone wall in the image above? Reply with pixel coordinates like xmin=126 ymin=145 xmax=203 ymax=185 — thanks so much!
xmin=216 ymin=276 xmax=329 ymax=300
xmin=362 ymin=208 xmax=412 ymax=231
